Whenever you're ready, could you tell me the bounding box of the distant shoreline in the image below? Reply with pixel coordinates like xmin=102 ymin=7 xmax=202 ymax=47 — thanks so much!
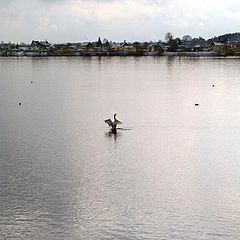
xmin=1 ymin=51 xmax=240 ymax=58
xmin=163 ymin=51 xmax=217 ymax=57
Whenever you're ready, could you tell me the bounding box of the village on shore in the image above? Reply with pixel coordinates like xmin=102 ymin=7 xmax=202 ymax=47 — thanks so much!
xmin=1 ymin=32 xmax=240 ymax=57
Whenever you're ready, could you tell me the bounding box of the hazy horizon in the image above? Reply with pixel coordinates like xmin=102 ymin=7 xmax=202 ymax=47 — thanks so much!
xmin=1 ymin=0 xmax=240 ymax=43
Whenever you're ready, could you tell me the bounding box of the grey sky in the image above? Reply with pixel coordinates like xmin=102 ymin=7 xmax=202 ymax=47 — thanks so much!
xmin=1 ymin=0 xmax=240 ymax=43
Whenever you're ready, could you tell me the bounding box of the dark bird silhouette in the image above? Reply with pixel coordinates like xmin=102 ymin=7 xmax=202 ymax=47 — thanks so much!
xmin=105 ymin=113 xmax=122 ymax=133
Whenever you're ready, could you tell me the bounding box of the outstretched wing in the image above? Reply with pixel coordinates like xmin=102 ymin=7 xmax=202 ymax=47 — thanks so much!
xmin=104 ymin=119 xmax=113 ymax=127
xmin=115 ymin=120 xmax=123 ymax=124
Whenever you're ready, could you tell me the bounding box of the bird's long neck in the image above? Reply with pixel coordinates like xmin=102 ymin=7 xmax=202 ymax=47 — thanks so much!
xmin=114 ymin=114 xmax=117 ymax=121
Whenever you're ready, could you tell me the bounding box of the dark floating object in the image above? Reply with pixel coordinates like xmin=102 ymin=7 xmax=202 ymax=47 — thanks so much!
xmin=104 ymin=113 xmax=123 ymax=133
xmin=195 ymin=103 xmax=199 ymax=106
xmin=30 ymin=81 xmax=33 ymax=83
xmin=212 ymin=84 xmax=214 ymax=87
xmin=19 ymin=102 xmax=22 ymax=106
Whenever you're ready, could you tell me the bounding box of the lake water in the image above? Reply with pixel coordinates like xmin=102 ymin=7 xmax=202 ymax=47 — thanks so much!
xmin=0 ymin=56 xmax=240 ymax=239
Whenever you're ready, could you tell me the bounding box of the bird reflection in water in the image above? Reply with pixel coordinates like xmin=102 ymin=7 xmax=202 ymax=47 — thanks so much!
xmin=105 ymin=129 xmax=121 ymax=142
xmin=105 ymin=127 xmax=132 ymax=143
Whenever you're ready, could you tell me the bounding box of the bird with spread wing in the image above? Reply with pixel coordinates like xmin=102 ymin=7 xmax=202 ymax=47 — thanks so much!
xmin=104 ymin=113 xmax=122 ymax=132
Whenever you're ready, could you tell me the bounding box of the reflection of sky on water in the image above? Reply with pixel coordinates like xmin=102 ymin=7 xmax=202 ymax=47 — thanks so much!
xmin=1 ymin=57 xmax=240 ymax=239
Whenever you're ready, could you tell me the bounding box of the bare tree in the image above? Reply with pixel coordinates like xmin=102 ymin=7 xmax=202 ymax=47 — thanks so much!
xmin=165 ymin=32 xmax=173 ymax=43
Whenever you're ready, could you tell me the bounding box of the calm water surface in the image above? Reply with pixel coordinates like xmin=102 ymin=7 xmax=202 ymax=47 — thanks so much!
xmin=0 ymin=57 xmax=240 ymax=239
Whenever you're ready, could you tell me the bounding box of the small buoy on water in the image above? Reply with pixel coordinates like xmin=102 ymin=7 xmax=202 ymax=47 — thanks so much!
xmin=19 ymin=102 xmax=22 ymax=106
xmin=212 ymin=84 xmax=214 ymax=87
xmin=195 ymin=103 xmax=199 ymax=106
xmin=30 ymin=81 xmax=33 ymax=83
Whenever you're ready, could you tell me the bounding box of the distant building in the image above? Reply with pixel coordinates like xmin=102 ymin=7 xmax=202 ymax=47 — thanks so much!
xmin=96 ymin=37 xmax=102 ymax=47
xmin=121 ymin=40 xmax=128 ymax=47
xmin=213 ymin=42 xmax=224 ymax=46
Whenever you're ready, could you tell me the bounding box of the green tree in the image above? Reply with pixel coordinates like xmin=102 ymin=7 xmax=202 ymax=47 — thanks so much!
xmin=168 ymin=39 xmax=178 ymax=52
xmin=213 ymin=45 xmax=234 ymax=56
xmin=182 ymin=35 xmax=192 ymax=42
xmin=155 ymin=44 xmax=164 ymax=55
xmin=133 ymin=42 xmax=144 ymax=55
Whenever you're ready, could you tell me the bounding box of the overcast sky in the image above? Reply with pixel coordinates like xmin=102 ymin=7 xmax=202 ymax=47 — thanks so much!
xmin=1 ymin=0 xmax=240 ymax=43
